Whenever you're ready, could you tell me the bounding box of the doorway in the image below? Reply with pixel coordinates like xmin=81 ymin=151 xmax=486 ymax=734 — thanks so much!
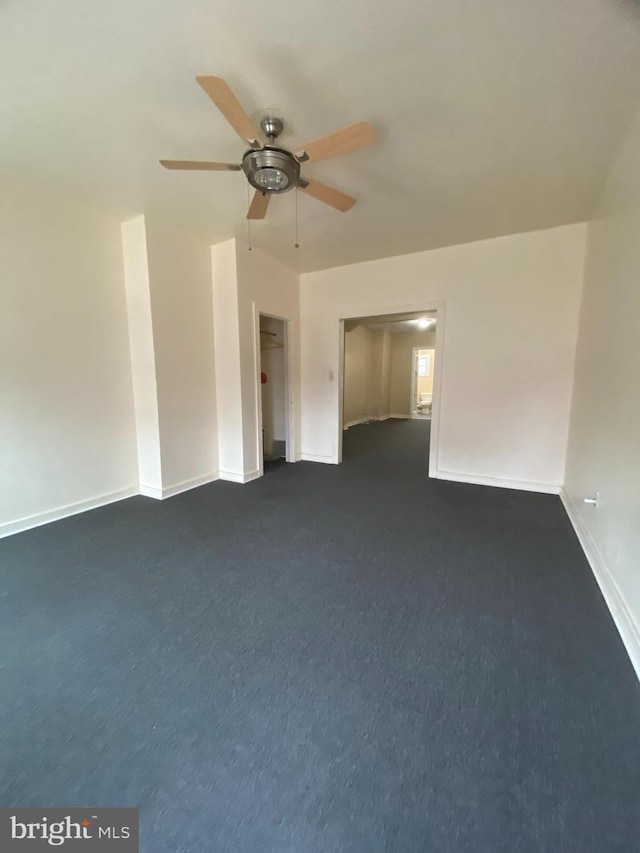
xmin=259 ymin=315 xmax=288 ymax=473
xmin=338 ymin=309 xmax=442 ymax=472
xmin=411 ymin=347 xmax=435 ymax=419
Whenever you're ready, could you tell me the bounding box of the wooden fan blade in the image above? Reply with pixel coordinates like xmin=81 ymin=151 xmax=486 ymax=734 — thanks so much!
xmin=159 ymin=159 xmax=241 ymax=171
xmin=196 ymin=76 xmax=260 ymax=145
xmin=295 ymin=121 xmax=375 ymax=163
xmin=297 ymin=179 xmax=356 ymax=212
xmin=247 ymin=191 xmax=271 ymax=219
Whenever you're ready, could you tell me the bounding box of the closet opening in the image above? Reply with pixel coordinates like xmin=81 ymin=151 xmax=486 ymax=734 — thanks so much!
xmin=259 ymin=314 xmax=288 ymax=474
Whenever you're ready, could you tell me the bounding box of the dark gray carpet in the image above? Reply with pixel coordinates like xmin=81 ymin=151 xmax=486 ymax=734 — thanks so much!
xmin=1 ymin=419 xmax=639 ymax=852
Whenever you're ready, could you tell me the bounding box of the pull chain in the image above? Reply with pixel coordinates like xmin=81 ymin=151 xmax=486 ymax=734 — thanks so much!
xmin=246 ymin=183 xmax=252 ymax=251
xmin=294 ymin=188 xmax=299 ymax=249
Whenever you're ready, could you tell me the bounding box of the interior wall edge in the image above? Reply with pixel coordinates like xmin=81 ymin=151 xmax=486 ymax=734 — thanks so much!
xmin=560 ymin=489 xmax=640 ymax=682
xmin=140 ymin=472 xmax=220 ymax=500
xmin=218 ymin=469 xmax=261 ymax=484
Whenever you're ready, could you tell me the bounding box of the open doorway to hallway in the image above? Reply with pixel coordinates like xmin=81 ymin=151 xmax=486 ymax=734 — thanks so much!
xmin=411 ymin=346 xmax=436 ymax=419
xmin=340 ymin=310 xmax=440 ymax=470
xmin=259 ymin=314 xmax=288 ymax=474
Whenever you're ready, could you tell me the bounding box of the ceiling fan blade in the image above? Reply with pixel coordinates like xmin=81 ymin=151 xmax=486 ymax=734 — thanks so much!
xmin=297 ymin=179 xmax=356 ymax=212
xmin=196 ymin=76 xmax=260 ymax=146
xmin=247 ymin=191 xmax=271 ymax=220
xmin=295 ymin=121 xmax=375 ymax=163
xmin=159 ymin=159 xmax=241 ymax=171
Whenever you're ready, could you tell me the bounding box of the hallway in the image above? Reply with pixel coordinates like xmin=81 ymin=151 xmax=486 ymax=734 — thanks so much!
xmin=1 ymin=420 xmax=639 ymax=852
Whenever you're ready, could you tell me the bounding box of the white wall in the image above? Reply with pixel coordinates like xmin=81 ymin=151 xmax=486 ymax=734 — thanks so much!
xmin=343 ymin=325 xmax=374 ymax=426
xmin=369 ymin=330 xmax=391 ymax=421
xmin=379 ymin=331 xmax=392 ymax=419
xmin=121 ymin=215 xmax=162 ymax=493
xmin=0 ymin=185 xmax=138 ymax=535
xmin=211 ymin=239 xmax=244 ymax=479
xmin=563 ymin=108 xmax=640 ymax=677
xmin=343 ymin=326 xmax=396 ymax=426
xmin=145 ymin=214 xmax=217 ymax=492
xmin=300 ymin=223 xmax=586 ymax=490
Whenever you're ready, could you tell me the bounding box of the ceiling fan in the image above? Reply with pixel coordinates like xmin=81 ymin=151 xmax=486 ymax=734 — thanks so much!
xmin=159 ymin=76 xmax=375 ymax=220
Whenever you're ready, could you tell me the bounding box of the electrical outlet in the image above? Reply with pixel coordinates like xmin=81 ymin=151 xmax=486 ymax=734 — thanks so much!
xmin=584 ymin=491 xmax=600 ymax=508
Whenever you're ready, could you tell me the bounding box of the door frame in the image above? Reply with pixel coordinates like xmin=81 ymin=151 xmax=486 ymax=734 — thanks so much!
xmin=253 ymin=308 xmax=295 ymax=478
xmin=336 ymin=300 xmax=446 ymax=476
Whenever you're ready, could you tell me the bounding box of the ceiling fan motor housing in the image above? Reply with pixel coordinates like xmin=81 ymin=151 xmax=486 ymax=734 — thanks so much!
xmin=242 ymin=146 xmax=300 ymax=194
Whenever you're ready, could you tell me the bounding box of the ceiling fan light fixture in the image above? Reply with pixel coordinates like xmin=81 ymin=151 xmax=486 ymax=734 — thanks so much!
xmin=255 ymin=166 xmax=289 ymax=191
xmin=242 ymin=147 xmax=300 ymax=194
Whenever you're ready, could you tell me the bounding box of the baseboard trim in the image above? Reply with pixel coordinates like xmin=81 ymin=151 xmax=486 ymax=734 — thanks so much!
xmin=219 ymin=468 xmax=261 ymax=484
xmin=148 ymin=472 xmax=219 ymax=500
xmin=163 ymin=472 xmax=218 ymax=498
xmin=139 ymin=483 xmax=163 ymax=499
xmin=344 ymin=415 xmax=394 ymax=430
xmin=433 ymin=469 xmax=561 ymax=495
xmin=0 ymin=486 xmax=139 ymax=539
xmin=300 ymin=453 xmax=338 ymax=464
xmin=389 ymin=413 xmax=411 ymax=420
xmin=560 ymin=489 xmax=640 ymax=682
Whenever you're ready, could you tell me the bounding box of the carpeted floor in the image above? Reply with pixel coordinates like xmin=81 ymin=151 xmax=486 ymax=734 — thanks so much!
xmin=1 ymin=419 xmax=639 ymax=852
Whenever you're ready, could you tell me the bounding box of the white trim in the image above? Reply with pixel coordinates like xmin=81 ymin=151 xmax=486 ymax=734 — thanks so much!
xmin=218 ymin=468 xmax=261 ymax=484
xmin=252 ymin=304 xmax=265 ymax=479
xmin=161 ymin=472 xmax=218 ymax=499
xmin=0 ymin=487 xmax=138 ymax=538
xmin=389 ymin=413 xmax=411 ymax=420
xmin=337 ymin=319 xmax=345 ymax=463
xmin=344 ymin=414 xmax=398 ymax=429
xmin=560 ymin=489 xmax=640 ymax=682
xmin=300 ymin=452 xmax=338 ymax=464
xmin=410 ymin=346 xmax=420 ymax=419
xmin=139 ymin=483 xmax=163 ymax=499
xmin=433 ymin=469 xmax=561 ymax=494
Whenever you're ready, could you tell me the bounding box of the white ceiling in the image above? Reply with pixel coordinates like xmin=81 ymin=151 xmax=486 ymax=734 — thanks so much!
xmin=2 ymin=0 xmax=640 ymax=272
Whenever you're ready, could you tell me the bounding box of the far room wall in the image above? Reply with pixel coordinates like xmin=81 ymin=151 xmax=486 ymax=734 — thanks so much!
xmin=300 ymin=223 xmax=586 ymax=492
xmin=343 ymin=325 xmax=376 ymax=426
